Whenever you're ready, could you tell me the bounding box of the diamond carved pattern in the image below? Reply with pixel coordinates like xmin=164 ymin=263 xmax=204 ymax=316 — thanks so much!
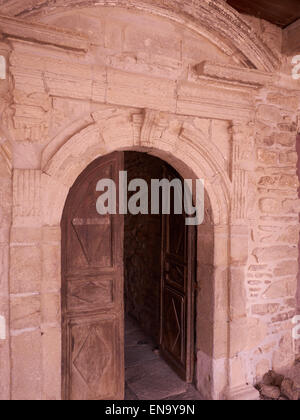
xmin=72 ymin=217 xmax=112 ymax=267
xmin=73 ymin=327 xmax=110 ymax=391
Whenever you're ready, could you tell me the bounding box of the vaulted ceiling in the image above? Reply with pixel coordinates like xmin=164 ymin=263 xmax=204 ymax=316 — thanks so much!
xmin=228 ymin=0 xmax=300 ymax=28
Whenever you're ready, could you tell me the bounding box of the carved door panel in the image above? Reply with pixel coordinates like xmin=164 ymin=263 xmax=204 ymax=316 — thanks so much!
xmin=62 ymin=152 xmax=124 ymax=400
xmin=160 ymin=167 xmax=196 ymax=383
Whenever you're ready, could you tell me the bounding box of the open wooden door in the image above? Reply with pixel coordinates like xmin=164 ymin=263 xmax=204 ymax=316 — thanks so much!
xmin=62 ymin=152 xmax=124 ymax=400
xmin=160 ymin=166 xmax=196 ymax=383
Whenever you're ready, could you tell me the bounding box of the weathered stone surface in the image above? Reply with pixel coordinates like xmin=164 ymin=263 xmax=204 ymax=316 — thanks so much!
xmin=11 ymin=330 xmax=42 ymax=400
xmin=263 ymin=370 xmax=284 ymax=387
xmin=274 ymin=260 xmax=298 ymax=277
xmin=273 ymin=334 xmax=295 ymax=372
xmin=253 ymin=246 xmax=298 ymax=262
xmin=279 ymin=151 xmax=298 ymax=164
xmin=281 ymin=378 xmax=299 ymax=401
xmin=252 ymin=303 xmax=280 ymax=316
xmin=260 ymin=385 xmax=281 ymax=399
xmin=10 ymin=295 xmax=40 ymax=330
xmin=0 ymin=0 xmax=298 ymax=403
xmin=10 ymin=246 xmax=42 ymax=294
xmin=259 ymin=198 xmax=281 ymax=214
xmin=257 ymin=105 xmax=282 ymax=123
xmin=269 ymin=132 xmax=295 ymax=147
xmin=256 ymin=360 xmax=270 ymax=380
xmin=257 ymin=148 xmax=277 ymax=165
xmin=264 ymin=278 xmax=297 ymax=299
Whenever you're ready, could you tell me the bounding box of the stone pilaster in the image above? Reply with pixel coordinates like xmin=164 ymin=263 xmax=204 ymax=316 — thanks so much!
xmin=227 ymin=121 xmax=260 ymax=400
xmin=10 ymin=169 xmax=43 ymax=400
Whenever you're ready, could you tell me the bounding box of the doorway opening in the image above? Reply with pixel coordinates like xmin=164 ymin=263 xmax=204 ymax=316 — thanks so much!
xmin=124 ymin=152 xmax=199 ymax=400
xmin=61 ymin=151 xmax=199 ymax=400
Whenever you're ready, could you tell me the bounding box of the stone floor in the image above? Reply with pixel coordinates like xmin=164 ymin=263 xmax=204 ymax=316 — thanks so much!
xmin=125 ymin=316 xmax=203 ymax=400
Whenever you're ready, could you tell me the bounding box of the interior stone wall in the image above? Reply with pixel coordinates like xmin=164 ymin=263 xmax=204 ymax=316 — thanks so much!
xmin=0 ymin=2 xmax=298 ymax=400
xmin=124 ymin=152 xmax=163 ymax=343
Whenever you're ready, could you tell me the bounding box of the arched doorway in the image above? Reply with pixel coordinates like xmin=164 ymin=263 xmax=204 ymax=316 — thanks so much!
xmin=61 ymin=151 xmax=198 ymax=400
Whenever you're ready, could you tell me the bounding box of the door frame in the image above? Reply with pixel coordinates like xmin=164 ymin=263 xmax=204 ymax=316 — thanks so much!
xmin=159 ymin=165 xmax=197 ymax=384
xmin=40 ymin=124 xmax=232 ymax=400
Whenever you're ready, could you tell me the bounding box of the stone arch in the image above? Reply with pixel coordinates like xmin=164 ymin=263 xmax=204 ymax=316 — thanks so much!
xmin=42 ymin=109 xmax=231 ymax=227
xmin=3 ymin=0 xmax=279 ymax=72
xmin=40 ymin=109 xmax=231 ymax=399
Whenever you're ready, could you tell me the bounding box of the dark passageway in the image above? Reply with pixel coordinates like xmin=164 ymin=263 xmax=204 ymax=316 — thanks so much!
xmin=123 ymin=152 xmax=199 ymax=400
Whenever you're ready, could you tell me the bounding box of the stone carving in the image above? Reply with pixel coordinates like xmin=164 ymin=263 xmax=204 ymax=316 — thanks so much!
xmin=230 ymin=122 xmax=253 ymax=221
xmin=140 ymin=109 xmax=169 ymax=146
xmin=13 ymin=169 xmax=41 ymax=218
xmin=10 ymin=89 xmax=51 ymax=143
xmin=0 ymin=0 xmax=279 ymax=71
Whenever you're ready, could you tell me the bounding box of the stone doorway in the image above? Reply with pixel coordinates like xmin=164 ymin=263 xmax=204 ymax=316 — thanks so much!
xmin=61 ymin=151 xmax=198 ymax=400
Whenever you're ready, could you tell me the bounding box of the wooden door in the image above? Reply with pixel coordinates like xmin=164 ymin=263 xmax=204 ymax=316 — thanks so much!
xmin=62 ymin=152 xmax=124 ymax=400
xmin=160 ymin=167 xmax=196 ymax=383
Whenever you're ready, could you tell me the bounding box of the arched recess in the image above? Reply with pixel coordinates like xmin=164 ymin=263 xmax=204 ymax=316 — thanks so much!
xmin=3 ymin=0 xmax=279 ymax=72
xmin=40 ymin=109 xmax=231 ymax=400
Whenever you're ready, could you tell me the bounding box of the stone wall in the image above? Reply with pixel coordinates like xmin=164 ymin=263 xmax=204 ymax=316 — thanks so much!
xmin=245 ymin=90 xmax=300 ymax=381
xmin=0 ymin=2 xmax=298 ymax=400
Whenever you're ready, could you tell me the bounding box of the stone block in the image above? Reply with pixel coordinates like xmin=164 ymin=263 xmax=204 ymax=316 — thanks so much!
xmin=41 ymin=293 xmax=60 ymax=325
xmin=257 ymin=148 xmax=277 ymax=165
xmin=253 ymin=246 xmax=298 ymax=262
xmin=11 ymin=330 xmax=42 ymax=400
xmin=264 ymin=278 xmax=297 ymax=299
xmin=107 ymin=68 xmax=177 ymax=112
xmin=42 ymin=244 xmax=61 ymax=293
xmin=257 ymin=105 xmax=282 ymax=124
xmin=274 ymin=260 xmax=298 ymax=277
xmin=252 ymin=303 xmax=280 ymax=316
xmin=10 ymin=246 xmax=42 ymax=294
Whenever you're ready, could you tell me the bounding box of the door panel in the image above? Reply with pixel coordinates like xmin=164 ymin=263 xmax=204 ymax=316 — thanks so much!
xmin=62 ymin=152 xmax=124 ymax=400
xmin=160 ymin=166 xmax=196 ymax=383
xmin=67 ymin=316 xmax=121 ymax=401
